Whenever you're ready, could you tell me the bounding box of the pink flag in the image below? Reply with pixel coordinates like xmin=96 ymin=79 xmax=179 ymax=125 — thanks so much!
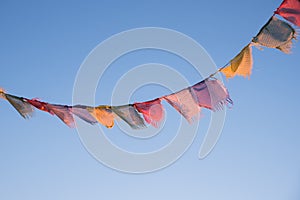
xmin=134 ymin=98 xmax=164 ymax=128
xmin=275 ymin=0 xmax=300 ymax=27
xmin=190 ymin=79 xmax=233 ymax=111
xmin=163 ymin=88 xmax=200 ymax=123
xmin=46 ymin=104 xmax=74 ymax=127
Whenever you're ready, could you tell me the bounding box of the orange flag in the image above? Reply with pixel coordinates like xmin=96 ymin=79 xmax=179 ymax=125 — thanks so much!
xmin=275 ymin=0 xmax=300 ymax=27
xmin=220 ymin=44 xmax=253 ymax=79
xmin=87 ymin=106 xmax=114 ymax=128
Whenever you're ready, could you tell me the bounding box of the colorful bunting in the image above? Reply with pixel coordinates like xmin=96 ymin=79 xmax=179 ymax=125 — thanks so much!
xmin=275 ymin=0 xmax=300 ymax=27
xmin=134 ymin=98 xmax=164 ymax=128
xmin=220 ymin=44 xmax=253 ymax=79
xmin=252 ymin=16 xmax=296 ymax=53
xmin=0 ymin=0 xmax=299 ymax=130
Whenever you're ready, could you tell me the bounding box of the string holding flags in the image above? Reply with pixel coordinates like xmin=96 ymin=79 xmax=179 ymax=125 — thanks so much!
xmin=0 ymin=0 xmax=299 ymax=129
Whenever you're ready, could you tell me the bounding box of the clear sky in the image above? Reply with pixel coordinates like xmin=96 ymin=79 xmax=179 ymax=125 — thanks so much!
xmin=1 ymin=0 xmax=300 ymax=199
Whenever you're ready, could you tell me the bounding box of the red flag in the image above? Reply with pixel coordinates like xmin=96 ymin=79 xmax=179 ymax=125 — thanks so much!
xmin=26 ymin=99 xmax=74 ymax=127
xmin=275 ymin=0 xmax=300 ymax=27
xmin=25 ymin=99 xmax=54 ymax=114
xmin=134 ymin=98 xmax=164 ymax=128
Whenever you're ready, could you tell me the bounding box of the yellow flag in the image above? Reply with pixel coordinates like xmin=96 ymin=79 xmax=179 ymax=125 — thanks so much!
xmin=0 ymin=88 xmax=6 ymax=99
xmin=221 ymin=44 xmax=253 ymax=79
xmin=88 ymin=105 xmax=114 ymax=128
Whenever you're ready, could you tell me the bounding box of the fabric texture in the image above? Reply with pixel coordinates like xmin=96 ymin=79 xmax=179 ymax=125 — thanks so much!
xmin=275 ymin=0 xmax=300 ymax=27
xmin=134 ymin=98 xmax=164 ymax=128
xmin=163 ymin=88 xmax=200 ymax=123
xmin=190 ymin=79 xmax=233 ymax=111
xmin=71 ymin=105 xmax=98 ymax=125
xmin=252 ymin=16 xmax=296 ymax=53
xmin=87 ymin=106 xmax=115 ymax=128
xmin=221 ymin=44 xmax=253 ymax=79
xmin=5 ymin=94 xmax=34 ymax=118
xmin=112 ymin=105 xmax=146 ymax=129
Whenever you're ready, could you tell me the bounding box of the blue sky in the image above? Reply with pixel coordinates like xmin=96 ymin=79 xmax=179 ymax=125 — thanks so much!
xmin=1 ymin=0 xmax=300 ymax=199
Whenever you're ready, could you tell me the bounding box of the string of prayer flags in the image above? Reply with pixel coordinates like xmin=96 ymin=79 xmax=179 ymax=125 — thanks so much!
xmin=275 ymin=0 xmax=300 ymax=27
xmin=134 ymin=98 xmax=164 ymax=128
xmin=252 ymin=16 xmax=297 ymax=53
xmin=0 ymin=0 xmax=299 ymax=130
xmin=220 ymin=44 xmax=253 ymax=79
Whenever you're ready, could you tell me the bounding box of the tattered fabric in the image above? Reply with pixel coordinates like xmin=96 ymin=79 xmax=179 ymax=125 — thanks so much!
xmin=221 ymin=44 xmax=253 ymax=79
xmin=275 ymin=0 xmax=300 ymax=27
xmin=112 ymin=105 xmax=146 ymax=129
xmin=163 ymin=88 xmax=200 ymax=123
xmin=252 ymin=16 xmax=296 ymax=53
xmin=190 ymin=79 xmax=233 ymax=111
xmin=5 ymin=94 xmax=34 ymax=118
xmin=134 ymin=98 xmax=164 ymax=128
xmin=71 ymin=105 xmax=98 ymax=125
xmin=87 ymin=106 xmax=114 ymax=128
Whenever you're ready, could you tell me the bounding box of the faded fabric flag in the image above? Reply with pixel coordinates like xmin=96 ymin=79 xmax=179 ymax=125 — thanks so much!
xmin=26 ymin=98 xmax=74 ymax=127
xmin=190 ymin=79 xmax=233 ymax=111
xmin=87 ymin=106 xmax=115 ymax=128
xmin=46 ymin=104 xmax=75 ymax=127
xmin=71 ymin=105 xmax=98 ymax=125
xmin=134 ymin=98 xmax=164 ymax=128
xmin=112 ymin=105 xmax=146 ymax=129
xmin=163 ymin=88 xmax=200 ymax=123
xmin=26 ymin=99 xmax=54 ymax=114
xmin=4 ymin=94 xmax=35 ymax=118
xmin=221 ymin=44 xmax=253 ymax=79
xmin=275 ymin=0 xmax=300 ymax=27
xmin=252 ymin=16 xmax=296 ymax=53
